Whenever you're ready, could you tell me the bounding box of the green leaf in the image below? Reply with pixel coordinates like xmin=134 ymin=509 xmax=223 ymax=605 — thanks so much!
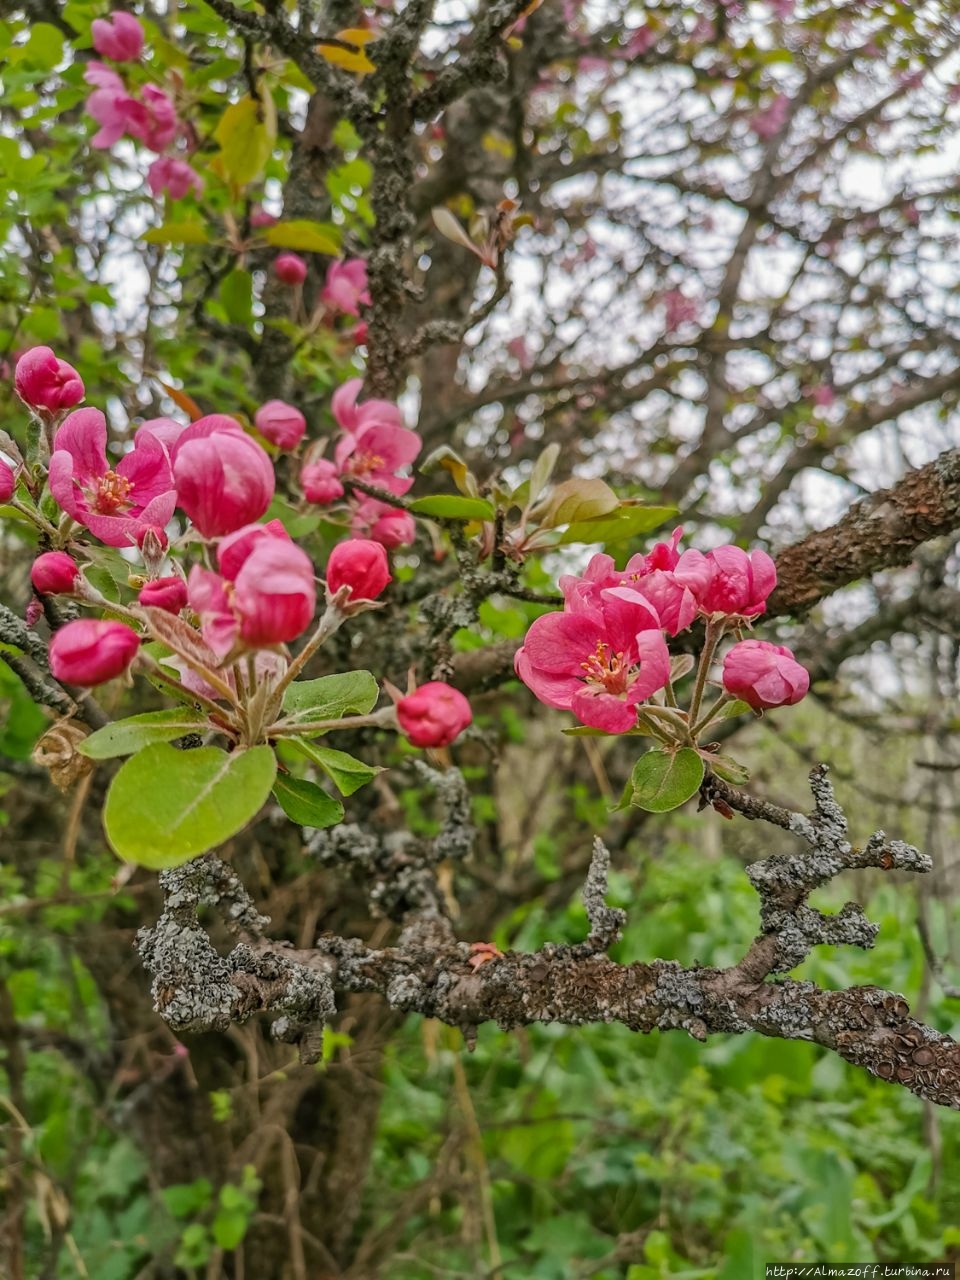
xmin=219 ymin=269 xmax=253 ymax=325
xmin=78 ymin=709 xmax=209 ymax=760
xmin=213 ymin=94 xmax=275 ymax=187
xmin=706 ymin=754 xmax=751 ymax=785
xmin=629 ymin=747 xmax=705 ymax=813
xmin=281 ymin=671 xmax=379 ymax=722
xmin=718 ymin=698 xmax=754 ymax=721
xmin=535 ymin=477 xmax=618 ymax=528
xmin=272 ymin=775 xmax=344 ymax=828
xmin=103 ymin=744 xmax=277 ymax=868
xmin=408 ymin=495 xmax=495 ymax=520
xmin=9 ymin=22 xmax=63 ymax=69
xmin=290 ymin=740 xmax=382 ymax=795
xmin=211 ymin=1208 xmax=249 ymax=1251
xmin=557 ymin=504 xmax=677 ymax=545
xmin=263 ymin=220 xmax=340 ymax=255
xmin=163 ymin=1179 xmax=213 ymax=1219
xmin=142 ymin=221 xmax=210 ymax=246
xmin=527 ymin=443 xmax=561 ymax=509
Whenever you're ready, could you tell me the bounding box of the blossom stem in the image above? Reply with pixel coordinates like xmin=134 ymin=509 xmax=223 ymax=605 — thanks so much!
xmin=688 ymin=619 xmax=724 ymax=730
xmin=136 ymin=652 xmax=237 ymax=727
xmin=635 ymin=711 xmax=672 ymax=743
xmin=9 ymin=496 xmax=59 ymax=539
xmin=272 ymin=605 xmax=346 ymax=699
xmin=691 ymin=693 xmax=735 ymax=740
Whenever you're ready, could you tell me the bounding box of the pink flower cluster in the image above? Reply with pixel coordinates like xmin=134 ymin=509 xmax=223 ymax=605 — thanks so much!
xmin=273 ymin=255 xmax=370 ymax=346
xmin=301 ymin=378 xmax=420 ymax=547
xmin=516 ymin=530 xmax=806 ymax=732
xmin=188 ymin=520 xmax=316 ymax=656
xmin=83 ymin=11 xmax=202 ymax=201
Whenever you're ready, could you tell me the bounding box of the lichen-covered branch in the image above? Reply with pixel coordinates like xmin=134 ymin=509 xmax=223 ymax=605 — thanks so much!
xmin=136 ymin=769 xmax=960 ymax=1109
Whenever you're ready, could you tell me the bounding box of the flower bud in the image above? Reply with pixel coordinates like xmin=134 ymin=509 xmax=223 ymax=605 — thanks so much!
xmin=254 ymin=400 xmax=307 ymax=451
xmin=326 ymin=539 xmax=391 ymax=603
xmin=396 ymin=681 xmax=472 ymax=748
xmin=233 ymin=540 xmax=317 ymax=647
xmin=274 ymin=252 xmax=307 ymax=286
xmin=172 ymin=416 xmax=275 ymax=538
xmin=91 ymin=11 xmax=144 ymax=60
xmin=679 ymin=545 xmax=776 ymax=620
xmin=136 ymin=524 xmax=169 ymax=577
xmin=216 ymin=518 xmax=291 ymax=580
xmin=301 ymin=459 xmax=344 ymax=505
xmin=49 ymin=619 xmax=140 ymax=686
xmin=31 ymin=552 xmax=80 ymax=596
xmin=14 ymin=347 xmax=85 ymax=413
xmin=0 ymin=459 xmax=15 ymax=503
xmin=368 ymin=507 xmax=416 ymax=548
xmin=722 ymin=639 xmax=809 ymax=711
xmin=139 ymin=575 xmax=188 ymax=614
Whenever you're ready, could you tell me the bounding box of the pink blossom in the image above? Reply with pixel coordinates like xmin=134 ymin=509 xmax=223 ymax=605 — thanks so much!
xmin=84 ymin=63 xmax=145 ymax=148
xmin=678 ymin=545 xmax=777 ymax=620
xmin=254 ymin=400 xmax=306 ymax=451
xmin=326 ymin=538 xmax=391 ymax=602
xmin=188 ymin=532 xmax=316 ymax=655
xmin=350 ymin=498 xmax=416 ymax=548
xmin=137 ymin=85 xmax=178 ymax=151
xmin=250 ymin=207 xmax=278 ymax=228
xmin=321 ymin=259 xmax=371 ymax=317
xmin=186 ymin=567 xmax=239 ymax=659
xmin=147 ymin=156 xmax=203 ymax=200
xmin=331 ymin=378 xmax=403 ymax=434
xmin=811 ymin=384 xmax=835 ymax=407
xmin=751 ymin=93 xmax=790 ymax=140
xmin=49 ymin=408 xmax=177 ymax=547
xmin=662 ymin=289 xmax=701 ymax=333
xmin=302 ymin=458 xmax=344 ymax=505
xmin=135 ymin=417 xmax=185 ymax=455
xmin=139 ymin=576 xmax=187 ymax=613
xmin=172 ymin=416 xmax=275 ymax=538
xmin=233 ymin=538 xmax=316 ymax=647
xmin=0 ymin=460 xmax=14 ymax=503
xmin=274 ymin=253 xmax=307 ymax=286
xmin=31 ymin=552 xmax=80 ymax=596
xmin=770 ymin=0 xmax=794 ymax=16
xmin=558 ymin=531 xmax=699 ymax=637
xmin=49 ymin=619 xmax=140 ymax=686
xmin=15 ymin=347 xmax=84 ymax=412
xmin=625 ymin=24 xmax=655 ymax=56
xmin=91 ymin=11 xmax=144 ymax=61
xmin=507 ymin=336 xmax=533 ymax=370
xmin=722 ymin=640 xmax=809 ymax=710
xmin=352 ymin=322 xmax=369 ymax=346
xmin=216 ymin=518 xmax=291 ymax=580
xmin=396 ymin=681 xmax=472 ymax=748
xmin=332 ymin=379 xmax=421 ymax=489
xmin=515 ymin=590 xmax=671 ymax=732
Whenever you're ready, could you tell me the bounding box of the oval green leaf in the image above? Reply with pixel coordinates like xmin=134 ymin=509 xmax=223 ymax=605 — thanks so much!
xmin=630 ymin=747 xmax=705 ymax=813
xmin=290 ymin=739 xmax=382 ymax=795
xmin=557 ymin=505 xmax=677 ymax=546
xmin=281 ymin=670 xmax=379 ymax=722
xmin=104 ymin=743 xmax=277 ymax=868
xmin=272 ymin=775 xmax=344 ymax=828
xmin=213 ymin=95 xmax=275 ymax=187
xmin=408 ymin=495 xmax=495 ymax=521
xmin=263 ymin=220 xmax=340 ymax=255
xmin=79 ymin=709 xmax=209 ymax=760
